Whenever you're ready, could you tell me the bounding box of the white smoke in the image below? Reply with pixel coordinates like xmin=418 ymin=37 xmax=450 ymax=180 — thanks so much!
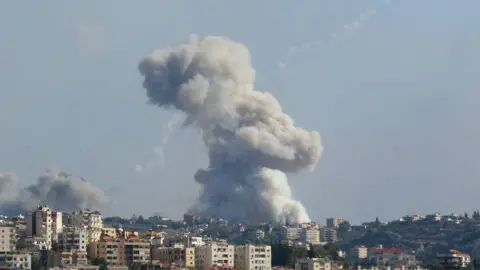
xmin=135 ymin=112 xmax=183 ymax=173
xmin=277 ymin=5 xmax=383 ymax=70
xmin=138 ymin=35 xmax=323 ymax=224
xmin=0 ymin=168 xmax=112 ymax=215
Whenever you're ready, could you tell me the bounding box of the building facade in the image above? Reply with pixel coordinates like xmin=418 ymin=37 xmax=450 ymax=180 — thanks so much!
xmin=0 ymin=251 xmax=32 ymax=270
xmin=295 ymin=258 xmax=331 ymax=270
xmin=320 ymin=227 xmax=337 ymax=243
xmin=154 ymin=245 xmax=195 ymax=268
xmin=57 ymin=226 xmax=87 ymax=252
xmin=300 ymin=228 xmax=320 ymax=245
xmin=26 ymin=205 xmax=63 ymax=250
xmin=195 ymin=242 xmax=234 ymax=270
xmin=0 ymin=225 xmax=16 ymax=252
xmin=69 ymin=210 xmax=103 ymax=244
xmin=234 ymin=244 xmax=271 ymax=270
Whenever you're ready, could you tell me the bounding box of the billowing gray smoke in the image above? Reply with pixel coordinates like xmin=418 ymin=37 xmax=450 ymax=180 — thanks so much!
xmin=138 ymin=36 xmax=323 ymax=224
xmin=0 ymin=168 xmax=111 ymax=216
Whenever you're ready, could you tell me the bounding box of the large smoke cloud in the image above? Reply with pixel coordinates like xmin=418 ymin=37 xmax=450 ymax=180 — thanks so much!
xmin=0 ymin=168 xmax=111 ymax=216
xmin=138 ymin=35 xmax=323 ymax=224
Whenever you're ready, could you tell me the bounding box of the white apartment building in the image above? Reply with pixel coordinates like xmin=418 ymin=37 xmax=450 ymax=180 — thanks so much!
xmin=57 ymin=226 xmax=87 ymax=252
xmin=300 ymin=228 xmax=320 ymax=245
xmin=438 ymin=249 xmax=471 ymax=268
xmin=234 ymin=244 xmax=271 ymax=270
xmin=0 ymin=225 xmax=16 ymax=252
xmin=0 ymin=251 xmax=32 ymax=270
xmin=295 ymin=258 xmax=331 ymax=270
xmin=68 ymin=210 xmax=103 ymax=243
xmin=195 ymin=242 xmax=234 ymax=269
xmin=26 ymin=205 xmax=63 ymax=250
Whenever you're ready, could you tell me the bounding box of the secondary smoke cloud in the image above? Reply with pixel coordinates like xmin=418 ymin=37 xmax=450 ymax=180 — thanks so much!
xmin=0 ymin=168 xmax=111 ymax=216
xmin=138 ymin=36 xmax=323 ymax=224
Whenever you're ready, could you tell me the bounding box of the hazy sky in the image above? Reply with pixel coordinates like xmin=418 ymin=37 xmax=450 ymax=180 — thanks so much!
xmin=1 ymin=0 xmax=479 ymax=224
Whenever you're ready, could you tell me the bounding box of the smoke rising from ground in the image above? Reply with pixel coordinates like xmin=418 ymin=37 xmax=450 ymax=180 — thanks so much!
xmin=0 ymin=168 xmax=111 ymax=216
xmin=138 ymin=36 xmax=323 ymax=224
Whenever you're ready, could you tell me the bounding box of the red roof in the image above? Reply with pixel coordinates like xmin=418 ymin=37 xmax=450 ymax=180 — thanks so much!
xmin=370 ymin=248 xmax=403 ymax=254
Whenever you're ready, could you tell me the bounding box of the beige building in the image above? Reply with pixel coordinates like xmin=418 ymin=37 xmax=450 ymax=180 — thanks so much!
xmin=295 ymin=258 xmax=331 ymax=270
xmin=154 ymin=245 xmax=195 ymax=268
xmin=101 ymin=227 xmax=117 ymax=239
xmin=26 ymin=205 xmax=63 ymax=250
xmin=234 ymin=244 xmax=271 ymax=270
xmin=69 ymin=210 xmax=103 ymax=243
xmin=88 ymin=237 xmax=151 ymax=267
xmin=195 ymin=242 xmax=234 ymax=270
xmin=49 ymin=250 xmax=88 ymax=267
xmin=0 ymin=225 xmax=16 ymax=252
xmin=300 ymin=228 xmax=320 ymax=245
xmin=350 ymin=245 xmax=368 ymax=260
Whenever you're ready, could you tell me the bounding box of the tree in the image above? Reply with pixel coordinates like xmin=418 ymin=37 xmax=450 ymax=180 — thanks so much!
xmin=91 ymin=258 xmax=108 ymax=270
xmin=465 ymin=212 xmax=469 ymax=219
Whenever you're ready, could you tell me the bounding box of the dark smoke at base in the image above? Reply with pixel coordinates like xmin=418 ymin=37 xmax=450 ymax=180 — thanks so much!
xmin=138 ymin=36 xmax=323 ymax=224
xmin=0 ymin=168 xmax=111 ymax=216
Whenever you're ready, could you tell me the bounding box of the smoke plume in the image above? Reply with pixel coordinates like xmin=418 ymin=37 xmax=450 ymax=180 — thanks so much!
xmin=0 ymin=168 xmax=111 ymax=216
xmin=138 ymin=36 xmax=323 ymax=224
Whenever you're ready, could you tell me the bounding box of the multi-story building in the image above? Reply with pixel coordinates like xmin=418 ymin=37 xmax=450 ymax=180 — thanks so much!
xmin=368 ymin=248 xmax=417 ymax=268
xmin=350 ymin=245 xmax=368 ymax=260
xmin=154 ymin=245 xmax=195 ymax=268
xmin=280 ymin=227 xmax=302 ymax=241
xmin=195 ymin=242 xmax=234 ymax=270
xmin=68 ymin=210 xmax=103 ymax=243
xmin=164 ymin=235 xmax=204 ymax=248
xmin=438 ymin=249 xmax=471 ymax=268
xmin=320 ymin=227 xmax=337 ymax=243
xmin=88 ymin=237 xmax=124 ymax=266
xmin=0 ymin=251 xmax=32 ymax=270
xmin=295 ymin=258 xmax=331 ymax=270
xmin=17 ymin=237 xmax=48 ymax=251
xmin=26 ymin=205 xmax=63 ymax=250
xmin=57 ymin=226 xmax=87 ymax=252
xmin=247 ymin=229 xmax=265 ymax=241
xmin=88 ymin=236 xmax=151 ymax=267
xmin=234 ymin=244 xmax=271 ymax=270
xmin=300 ymin=228 xmax=320 ymax=245
xmin=0 ymin=225 xmax=16 ymax=252
xmin=326 ymin=218 xmax=344 ymax=229
xmin=49 ymin=250 xmax=88 ymax=267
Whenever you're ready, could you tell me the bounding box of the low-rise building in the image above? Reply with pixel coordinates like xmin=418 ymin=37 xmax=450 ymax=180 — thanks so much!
xmin=438 ymin=249 xmax=471 ymax=268
xmin=295 ymin=258 xmax=331 ymax=270
xmin=0 ymin=251 xmax=31 ymax=270
xmin=368 ymin=248 xmax=416 ymax=268
xmin=350 ymin=245 xmax=368 ymax=260
xmin=49 ymin=250 xmax=88 ymax=267
xmin=234 ymin=244 xmax=271 ymax=270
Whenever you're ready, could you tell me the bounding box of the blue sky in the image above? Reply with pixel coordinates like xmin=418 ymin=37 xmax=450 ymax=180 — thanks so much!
xmin=1 ymin=0 xmax=479 ymax=224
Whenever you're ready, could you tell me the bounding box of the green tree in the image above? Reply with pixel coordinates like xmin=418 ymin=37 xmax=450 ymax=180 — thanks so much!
xmin=91 ymin=258 xmax=108 ymax=270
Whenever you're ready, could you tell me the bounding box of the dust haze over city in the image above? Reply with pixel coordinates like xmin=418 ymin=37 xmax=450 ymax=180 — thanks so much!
xmin=1 ymin=0 xmax=480 ymax=225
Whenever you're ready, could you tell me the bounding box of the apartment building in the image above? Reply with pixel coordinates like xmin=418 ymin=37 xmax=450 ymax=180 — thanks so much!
xmin=234 ymin=244 xmax=271 ymax=270
xmin=195 ymin=242 xmax=234 ymax=270
xmin=154 ymin=245 xmax=195 ymax=268
xmin=57 ymin=226 xmax=87 ymax=252
xmin=326 ymin=218 xmax=344 ymax=229
xmin=26 ymin=205 xmax=63 ymax=250
xmin=88 ymin=237 xmax=124 ymax=266
xmin=300 ymin=228 xmax=320 ymax=245
xmin=164 ymin=235 xmax=204 ymax=248
xmin=0 ymin=251 xmax=32 ymax=270
xmin=320 ymin=227 xmax=337 ymax=243
xmin=438 ymin=249 xmax=471 ymax=268
xmin=68 ymin=210 xmax=103 ymax=243
xmin=0 ymin=225 xmax=16 ymax=252
xmin=295 ymin=258 xmax=331 ymax=270
xmin=350 ymin=245 xmax=368 ymax=260
xmin=49 ymin=250 xmax=88 ymax=267
xmin=280 ymin=227 xmax=302 ymax=241
xmin=88 ymin=237 xmax=151 ymax=266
